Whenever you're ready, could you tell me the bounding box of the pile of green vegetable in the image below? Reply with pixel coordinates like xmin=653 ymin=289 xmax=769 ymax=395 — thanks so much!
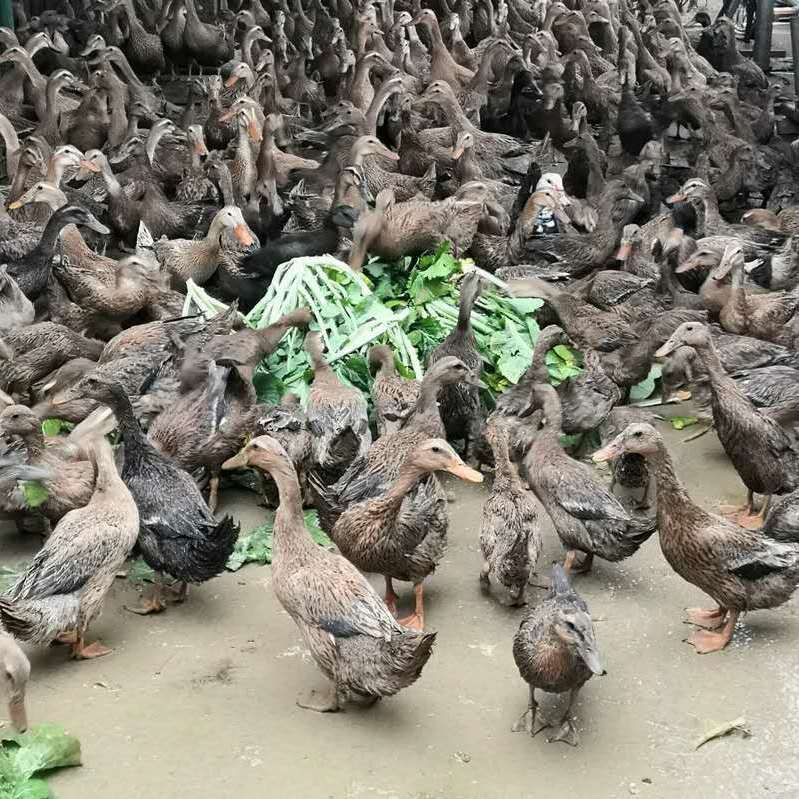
xmin=184 ymin=244 xmax=586 ymax=407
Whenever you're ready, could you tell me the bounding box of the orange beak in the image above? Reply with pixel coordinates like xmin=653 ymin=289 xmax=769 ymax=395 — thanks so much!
xmin=79 ymin=159 xmax=101 ymax=173
xmin=247 ymin=118 xmax=261 ymax=142
xmin=233 ymin=223 xmax=254 ymax=246
xmin=451 ymin=143 xmax=465 ymax=160
xmin=224 ymin=74 xmax=240 ymax=88
xmin=615 ymin=242 xmax=631 ymax=261
xmin=193 ymin=140 xmax=208 ymax=156
xmin=667 ymin=192 xmax=685 ymax=203
xmin=219 ymin=108 xmax=235 ymax=122
xmin=592 ymin=441 xmax=623 ymax=463
xmin=445 ymin=459 xmax=484 ymax=483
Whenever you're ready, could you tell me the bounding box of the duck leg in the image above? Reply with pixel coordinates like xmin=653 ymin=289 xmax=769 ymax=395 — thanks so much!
xmin=384 ymin=576 xmax=399 ymax=617
xmin=738 ymin=494 xmax=771 ymax=530
xmin=563 ymin=550 xmax=593 ymax=575
xmin=296 ymin=682 xmax=341 ymax=713
xmin=208 ymin=471 xmax=221 ymax=514
xmin=720 ymin=489 xmax=758 ymax=526
xmin=71 ymin=629 xmax=113 ymax=660
xmin=547 ymin=687 xmax=582 ymax=746
xmin=398 ymin=582 xmax=425 ymax=630
xmin=167 ymin=581 xmax=189 ymax=603
xmin=512 ymin=685 xmax=549 ymax=735
xmin=125 ymin=576 xmax=167 ymax=615
xmin=684 ymin=605 xmax=726 ymax=629
xmin=686 ymin=609 xmax=739 ymax=654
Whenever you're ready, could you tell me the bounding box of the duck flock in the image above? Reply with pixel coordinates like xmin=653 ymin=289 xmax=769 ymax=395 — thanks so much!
xmin=0 ymin=0 xmax=798 ymax=753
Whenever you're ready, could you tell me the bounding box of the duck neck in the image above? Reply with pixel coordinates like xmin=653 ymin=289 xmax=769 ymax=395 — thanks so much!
xmin=8 ymin=160 xmax=34 ymax=205
xmin=270 ymin=461 xmax=312 ymax=557
xmin=539 ymin=389 xmax=563 ymax=438
xmin=20 ymin=427 xmax=45 ymax=460
xmin=107 ymin=385 xmax=150 ymax=467
xmin=0 ymin=115 xmax=20 ymax=176
xmin=490 ymin=433 xmax=515 ymax=491
xmin=14 ymin=52 xmax=45 ymax=94
xmin=111 ymin=52 xmax=144 ymax=90
xmin=90 ymin=440 xmax=125 ymax=498
xmin=98 ymin=157 xmax=123 ymax=197
xmin=215 ymin=164 xmax=235 ymax=205
xmin=692 ymin=338 xmax=733 ymax=395
xmin=649 ymin=443 xmax=703 ymax=532
xmin=468 ymin=44 xmax=497 ymax=92
xmin=38 ymin=214 xmax=71 ymax=256
xmin=382 ymin=462 xmax=427 ymax=508
xmin=365 ymin=83 xmax=398 ymax=135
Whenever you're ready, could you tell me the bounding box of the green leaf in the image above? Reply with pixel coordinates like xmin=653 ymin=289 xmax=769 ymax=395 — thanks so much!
xmin=629 ymin=363 xmax=663 ymax=402
xmin=0 ymin=564 xmax=24 ymax=593
xmin=0 ymin=724 xmax=81 ymax=799
xmin=41 ymin=419 xmax=74 ymax=438
xmin=669 ymin=415 xmax=698 ymax=430
xmin=21 ymin=482 xmax=48 ymax=510
xmin=226 ymin=510 xmax=331 ymax=571
xmin=126 ymin=557 xmax=157 ymax=584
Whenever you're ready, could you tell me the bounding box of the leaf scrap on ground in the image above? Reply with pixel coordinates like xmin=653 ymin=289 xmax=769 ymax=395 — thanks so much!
xmin=0 ymin=724 xmax=82 ymax=798
xmin=21 ymin=482 xmax=49 ymax=510
xmin=668 ymin=416 xmax=699 ymax=431
xmin=226 ymin=510 xmax=333 ymax=571
xmin=694 ymin=717 xmax=750 ymax=749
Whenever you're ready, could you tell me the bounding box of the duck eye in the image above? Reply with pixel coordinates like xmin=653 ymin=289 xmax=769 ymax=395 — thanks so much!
xmin=431 ymin=446 xmax=441 ymax=453
xmin=634 ymin=431 xmax=642 ymax=438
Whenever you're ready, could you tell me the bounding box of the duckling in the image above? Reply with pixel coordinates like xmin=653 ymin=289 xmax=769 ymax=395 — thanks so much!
xmin=512 ymin=564 xmax=603 ymax=746
xmin=480 ymin=423 xmax=542 ymax=606
xmin=0 ymin=437 xmax=139 ymax=659
xmin=222 ymin=435 xmax=437 ymax=712
xmin=0 ymin=634 xmax=29 ymax=731
xmin=369 ymin=345 xmax=421 ymax=437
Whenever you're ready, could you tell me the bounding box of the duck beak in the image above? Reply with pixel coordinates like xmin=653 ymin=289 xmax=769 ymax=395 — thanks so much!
xmin=382 ymin=148 xmax=400 ymax=162
xmin=225 ymin=73 xmax=240 ymax=88
xmin=219 ymin=108 xmax=235 ymax=122
xmin=451 ymin=142 xmax=465 ymax=159
xmin=666 ymin=192 xmax=685 ymax=204
xmin=655 ymin=336 xmax=680 ymax=358
xmin=83 ymin=212 xmax=111 ymax=235
xmin=193 ymin=140 xmax=209 ymax=157
xmin=592 ymin=436 xmax=623 ymax=463
xmin=79 ymin=159 xmax=101 ymax=173
xmin=577 ymin=640 xmax=604 ymax=676
xmin=7 ymin=200 xmax=22 ymax=210
xmin=8 ymin=693 xmax=27 ymax=733
xmin=615 ymin=242 xmax=631 ymax=261
xmin=445 ymin=458 xmax=484 ymax=483
xmin=222 ymin=449 xmax=249 ymax=470
xmin=247 ymin=118 xmax=261 ymax=142
xmin=233 ymin=224 xmax=254 ymax=246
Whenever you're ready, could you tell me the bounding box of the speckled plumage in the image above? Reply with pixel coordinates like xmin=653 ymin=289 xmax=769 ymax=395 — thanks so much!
xmin=0 ymin=439 xmax=138 ymax=646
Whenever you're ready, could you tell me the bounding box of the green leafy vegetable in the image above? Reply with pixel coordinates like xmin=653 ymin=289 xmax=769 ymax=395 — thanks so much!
xmin=668 ymin=415 xmax=698 ymax=430
xmin=0 ymin=724 xmax=81 ymax=799
xmin=226 ymin=510 xmax=332 ymax=571
xmin=40 ymin=419 xmax=75 ymax=438
xmin=629 ymin=363 xmax=663 ymax=402
xmin=21 ymin=482 xmax=48 ymax=510
xmin=126 ymin=557 xmax=158 ymax=585
xmin=0 ymin=564 xmax=24 ymax=593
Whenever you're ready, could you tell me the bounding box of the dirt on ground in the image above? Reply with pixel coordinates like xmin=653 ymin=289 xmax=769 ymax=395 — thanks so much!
xmin=2 ymin=410 xmax=798 ymax=799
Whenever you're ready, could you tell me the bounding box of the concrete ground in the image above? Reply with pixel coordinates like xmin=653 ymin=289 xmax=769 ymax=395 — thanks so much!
xmin=3 ymin=409 xmax=798 ymax=798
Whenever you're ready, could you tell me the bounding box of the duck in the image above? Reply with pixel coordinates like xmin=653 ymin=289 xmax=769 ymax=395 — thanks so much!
xmin=0 ymin=322 xmax=104 ymax=396
xmin=0 ymin=634 xmax=29 ymax=732
xmin=154 ymin=206 xmax=256 ymax=288
xmin=329 ymin=437 xmax=483 ymax=628
xmin=480 ymin=422 xmax=541 ymax=606
xmin=305 ymin=331 xmax=371 ymax=484
xmin=253 ymin=393 xmax=312 ymax=506
xmin=0 ymin=404 xmax=95 ymax=528
xmin=427 ymin=272 xmax=483 ymax=462
xmin=512 ymin=563 xmax=603 ymax=746
xmin=65 ymin=375 xmax=239 ymax=615
xmin=594 ymin=423 xmax=799 ymax=654
xmin=656 ymin=322 xmax=799 ymax=528
xmin=0 ymin=267 xmax=35 ymax=332
xmin=0 ymin=436 xmax=139 ymax=659
xmin=222 ymin=435 xmax=437 ymax=712
xmin=712 ymin=244 xmax=799 ymax=345
xmin=4 ymin=205 xmax=110 ymax=303
xmin=368 ymin=344 xmax=421 ymax=437
xmin=524 ymin=383 xmax=656 ymax=574
xmin=311 ymin=356 xmax=479 ymax=535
